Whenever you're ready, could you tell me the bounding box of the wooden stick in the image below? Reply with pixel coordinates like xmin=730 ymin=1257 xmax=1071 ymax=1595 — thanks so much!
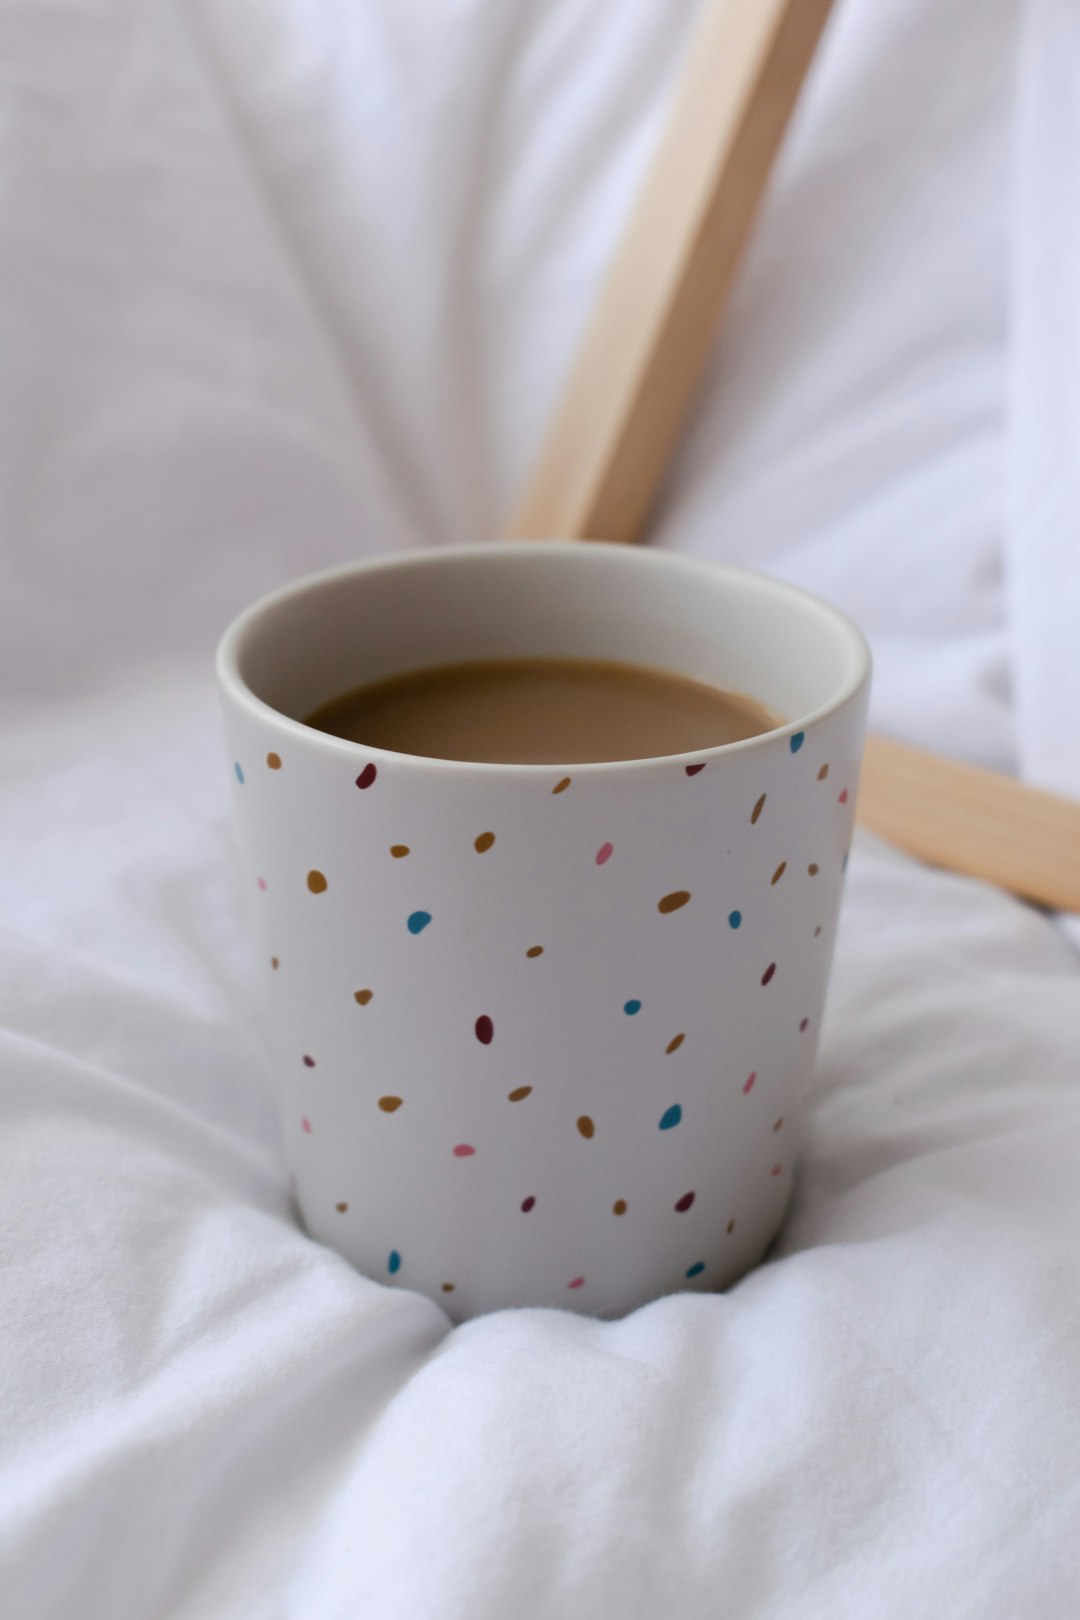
xmin=857 ymin=735 xmax=1080 ymax=912
xmin=509 ymin=0 xmax=835 ymax=543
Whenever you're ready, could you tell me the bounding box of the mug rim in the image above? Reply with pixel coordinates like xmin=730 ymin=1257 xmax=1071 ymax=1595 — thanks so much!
xmin=216 ymin=542 xmax=872 ymax=777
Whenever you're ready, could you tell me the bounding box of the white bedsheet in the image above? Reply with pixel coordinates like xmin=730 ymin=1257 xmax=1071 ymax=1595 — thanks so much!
xmin=3 ymin=1 xmax=1079 ymax=1615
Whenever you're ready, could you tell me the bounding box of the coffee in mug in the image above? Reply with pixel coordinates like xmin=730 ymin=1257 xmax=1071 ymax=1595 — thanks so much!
xmin=305 ymin=656 xmax=780 ymax=764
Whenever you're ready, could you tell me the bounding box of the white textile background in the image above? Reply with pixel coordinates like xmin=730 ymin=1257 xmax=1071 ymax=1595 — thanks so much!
xmin=2 ymin=1 xmax=1079 ymax=1615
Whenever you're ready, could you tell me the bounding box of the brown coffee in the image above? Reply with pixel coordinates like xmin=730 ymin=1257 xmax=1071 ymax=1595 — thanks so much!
xmin=304 ymin=657 xmax=778 ymax=765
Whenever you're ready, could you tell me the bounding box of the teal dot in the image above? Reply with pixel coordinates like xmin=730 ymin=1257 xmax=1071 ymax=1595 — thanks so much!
xmin=623 ymin=999 xmax=642 ymax=1015
xmin=407 ymin=911 xmax=432 ymax=935
xmin=388 ymin=1249 xmax=401 ymax=1275
xmin=789 ymin=732 xmax=805 ymax=754
xmin=728 ymin=910 xmax=742 ymax=929
xmin=234 ymin=762 xmax=244 ymax=784
xmin=685 ymin=1261 xmax=705 ymax=1279
xmin=659 ymin=1104 xmax=683 ymax=1131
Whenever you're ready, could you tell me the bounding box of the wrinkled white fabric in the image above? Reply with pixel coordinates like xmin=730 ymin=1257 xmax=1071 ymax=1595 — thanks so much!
xmin=1008 ymin=0 xmax=1080 ymax=800
xmin=3 ymin=0 xmax=1079 ymax=1616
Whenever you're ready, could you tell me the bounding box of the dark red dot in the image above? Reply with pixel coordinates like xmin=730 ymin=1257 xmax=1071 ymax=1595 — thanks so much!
xmin=761 ymin=962 xmax=776 ymax=986
xmin=799 ymin=1017 xmax=809 ymax=1032
xmin=302 ymin=1055 xmax=315 ymax=1068
xmin=521 ymin=1195 xmax=536 ymax=1212
xmin=684 ymin=762 xmax=706 ymax=776
xmin=674 ymin=1191 xmax=696 ymax=1212
xmin=475 ymin=1015 xmax=494 ymax=1045
xmin=355 ymin=762 xmax=377 ymax=790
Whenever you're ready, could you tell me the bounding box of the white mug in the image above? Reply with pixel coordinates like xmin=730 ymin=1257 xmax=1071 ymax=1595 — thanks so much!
xmin=217 ymin=543 xmax=870 ymax=1320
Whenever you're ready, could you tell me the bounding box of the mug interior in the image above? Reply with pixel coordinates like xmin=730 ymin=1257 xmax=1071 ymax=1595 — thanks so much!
xmin=220 ymin=544 xmax=868 ymax=756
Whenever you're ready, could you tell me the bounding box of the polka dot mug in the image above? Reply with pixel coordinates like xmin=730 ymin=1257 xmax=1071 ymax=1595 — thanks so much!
xmin=218 ymin=543 xmax=870 ymax=1320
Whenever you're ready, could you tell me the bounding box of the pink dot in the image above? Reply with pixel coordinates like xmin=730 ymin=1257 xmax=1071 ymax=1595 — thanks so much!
xmin=595 ymin=842 xmax=614 ymax=866
xmin=453 ymin=1143 xmax=476 ymax=1158
xmin=838 ymin=789 xmax=849 ymax=804
xmin=568 ymin=1276 xmax=585 ymax=1290
xmin=770 ymin=1163 xmax=782 ymax=1177
xmin=799 ymin=1018 xmax=809 ymax=1033
xmin=257 ymin=877 xmax=267 ymax=891
xmin=743 ymin=1071 xmax=757 ymax=1094
xmin=301 ymin=1117 xmax=312 ymax=1134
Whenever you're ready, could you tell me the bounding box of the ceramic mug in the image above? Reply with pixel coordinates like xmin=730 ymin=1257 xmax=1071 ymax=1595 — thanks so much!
xmin=217 ymin=543 xmax=870 ymax=1320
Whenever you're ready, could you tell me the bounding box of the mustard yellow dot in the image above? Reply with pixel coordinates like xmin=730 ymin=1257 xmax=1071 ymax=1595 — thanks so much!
xmin=335 ymin=1201 xmax=348 ymax=1213
xmin=441 ymin=1282 xmax=455 ymax=1293
xmin=817 ymin=763 xmax=829 ymax=781
xmin=266 ymin=752 xmax=282 ymax=770
xmin=354 ymin=989 xmax=373 ymax=1005
xmin=808 ymin=863 xmax=819 ymax=876
xmin=771 ymin=861 xmax=787 ymax=885
xmin=508 ymin=1086 xmax=533 ymax=1102
xmin=474 ymin=831 xmax=496 ymax=853
xmin=726 ymin=1218 xmax=736 ymax=1234
xmin=390 ymin=844 xmax=410 ymax=858
xmin=307 ymin=870 xmax=327 ymax=894
xmin=526 ymin=945 xmax=544 ymax=958
xmin=751 ymin=793 xmax=766 ymax=824
xmin=577 ymin=1115 xmax=595 ymax=1140
xmin=553 ymin=777 xmax=572 ymax=794
xmin=378 ymin=1096 xmax=403 ymax=1113
xmin=612 ymin=1199 xmax=627 ymax=1216
xmin=270 ymin=957 xmax=279 ymax=971
xmin=658 ymin=890 xmax=691 ymax=915
xmin=665 ymin=1033 xmax=685 ymax=1055
xmin=773 ymin=1117 xmax=784 ymax=1131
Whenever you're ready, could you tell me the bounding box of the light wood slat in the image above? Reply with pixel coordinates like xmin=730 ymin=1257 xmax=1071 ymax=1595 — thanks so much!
xmin=857 ymin=735 xmax=1080 ymax=912
xmin=509 ymin=0 xmax=835 ymax=543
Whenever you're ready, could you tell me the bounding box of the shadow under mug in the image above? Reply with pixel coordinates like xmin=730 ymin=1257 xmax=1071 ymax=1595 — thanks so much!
xmin=217 ymin=543 xmax=870 ymax=1320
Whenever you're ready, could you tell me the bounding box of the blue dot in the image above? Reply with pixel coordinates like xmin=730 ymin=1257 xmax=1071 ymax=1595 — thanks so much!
xmin=789 ymin=731 xmax=805 ymax=754
xmin=234 ymin=762 xmax=244 ymax=784
xmin=659 ymin=1104 xmax=683 ymax=1131
xmin=388 ymin=1249 xmax=401 ymax=1275
xmin=728 ymin=910 xmax=742 ymax=929
xmin=623 ymin=999 xmax=642 ymax=1016
xmin=685 ymin=1261 xmax=705 ymax=1279
xmin=407 ymin=910 xmax=432 ymax=935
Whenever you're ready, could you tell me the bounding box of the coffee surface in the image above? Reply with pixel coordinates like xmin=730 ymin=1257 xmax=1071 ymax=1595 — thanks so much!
xmin=304 ymin=657 xmax=778 ymax=765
